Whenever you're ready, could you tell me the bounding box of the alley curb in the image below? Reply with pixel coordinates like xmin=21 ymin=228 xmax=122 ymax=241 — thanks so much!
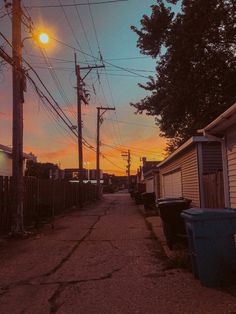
xmin=137 ymin=204 xmax=174 ymax=259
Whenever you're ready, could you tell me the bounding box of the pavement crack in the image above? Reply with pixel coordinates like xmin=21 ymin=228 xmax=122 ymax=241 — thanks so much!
xmin=0 ymin=202 xmax=113 ymax=300
xmin=45 ymin=268 xmax=122 ymax=287
xmin=48 ymin=283 xmax=67 ymax=314
xmin=47 ymin=268 xmax=121 ymax=313
xmin=43 ymin=214 xmax=104 ymax=277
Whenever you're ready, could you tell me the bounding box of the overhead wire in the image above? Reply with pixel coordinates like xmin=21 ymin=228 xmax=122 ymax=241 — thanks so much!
xmin=58 ymin=0 xmax=88 ymax=64
xmin=50 ymin=37 xmax=150 ymax=79
xmin=21 ymin=5 xmax=78 ymax=122
xmin=28 ymin=79 xmax=78 ymax=147
xmin=25 ymin=0 xmax=128 ymax=9
xmin=87 ymin=0 xmax=124 ymax=148
xmin=0 ymin=31 xmax=96 ymax=152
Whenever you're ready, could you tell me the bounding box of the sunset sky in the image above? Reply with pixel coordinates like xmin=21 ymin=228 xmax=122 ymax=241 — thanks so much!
xmin=0 ymin=0 xmax=177 ymax=175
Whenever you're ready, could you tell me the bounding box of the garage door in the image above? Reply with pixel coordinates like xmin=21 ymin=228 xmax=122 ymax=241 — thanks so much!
xmin=163 ymin=170 xmax=182 ymax=198
xmin=146 ymin=178 xmax=154 ymax=193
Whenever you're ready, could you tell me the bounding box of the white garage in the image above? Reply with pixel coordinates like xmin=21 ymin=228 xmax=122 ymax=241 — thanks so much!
xmin=158 ymin=136 xmax=223 ymax=207
xmin=162 ymin=170 xmax=182 ymax=198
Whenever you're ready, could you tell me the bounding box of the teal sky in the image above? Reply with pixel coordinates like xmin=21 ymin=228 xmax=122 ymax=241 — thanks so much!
xmin=0 ymin=0 xmax=179 ymax=174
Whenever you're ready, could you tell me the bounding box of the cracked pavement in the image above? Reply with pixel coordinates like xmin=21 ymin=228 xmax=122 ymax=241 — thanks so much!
xmin=0 ymin=192 xmax=236 ymax=313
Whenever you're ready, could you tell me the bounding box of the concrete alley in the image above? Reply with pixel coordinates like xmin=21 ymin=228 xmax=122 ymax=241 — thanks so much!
xmin=0 ymin=192 xmax=236 ymax=314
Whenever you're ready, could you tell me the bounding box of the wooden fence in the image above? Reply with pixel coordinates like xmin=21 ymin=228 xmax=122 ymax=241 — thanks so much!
xmin=203 ymin=171 xmax=225 ymax=208
xmin=0 ymin=176 xmax=98 ymax=234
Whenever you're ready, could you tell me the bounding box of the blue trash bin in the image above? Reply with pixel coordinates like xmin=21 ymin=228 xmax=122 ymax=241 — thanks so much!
xmin=181 ymin=208 xmax=236 ymax=287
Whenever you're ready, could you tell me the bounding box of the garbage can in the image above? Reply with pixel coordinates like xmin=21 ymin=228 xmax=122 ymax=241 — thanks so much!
xmin=158 ymin=199 xmax=191 ymax=249
xmin=181 ymin=208 xmax=236 ymax=287
xmin=134 ymin=192 xmax=143 ymax=205
xmin=142 ymin=192 xmax=156 ymax=211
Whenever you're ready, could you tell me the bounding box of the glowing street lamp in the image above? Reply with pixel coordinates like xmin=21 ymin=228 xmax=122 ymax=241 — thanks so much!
xmin=38 ymin=32 xmax=49 ymax=45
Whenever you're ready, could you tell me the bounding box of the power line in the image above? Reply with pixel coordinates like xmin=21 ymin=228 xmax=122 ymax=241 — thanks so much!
xmin=86 ymin=2 xmax=124 ymax=148
xmin=73 ymin=0 xmax=95 ymax=60
xmin=81 ymin=112 xmax=159 ymax=129
xmin=28 ymin=80 xmax=78 ymax=146
xmin=106 ymin=56 xmax=150 ymax=61
xmin=25 ymin=0 xmax=128 ymax=9
xmin=58 ymin=0 xmax=88 ymax=64
xmin=101 ymin=153 xmax=125 ymax=171
xmin=26 ymin=54 xmax=150 ymax=63
xmin=26 ymin=73 xmax=78 ymax=138
xmin=0 ymin=33 xmax=96 ymax=152
xmin=50 ymin=37 xmax=150 ymax=79
xmin=104 ymin=117 xmax=159 ymax=129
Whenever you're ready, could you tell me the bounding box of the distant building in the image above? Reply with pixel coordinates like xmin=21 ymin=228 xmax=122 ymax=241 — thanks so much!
xmin=64 ymin=168 xmax=102 ymax=181
xmin=89 ymin=169 xmax=103 ymax=180
xmin=137 ymin=157 xmax=161 ymax=194
xmin=0 ymin=144 xmax=36 ymax=177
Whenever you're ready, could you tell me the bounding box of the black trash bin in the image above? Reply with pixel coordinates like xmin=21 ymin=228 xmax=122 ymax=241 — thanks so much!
xmin=158 ymin=198 xmax=191 ymax=249
xmin=134 ymin=192 xmax=143 ymax=205
xmin=142 ymin=192 xmax=156 ymax=211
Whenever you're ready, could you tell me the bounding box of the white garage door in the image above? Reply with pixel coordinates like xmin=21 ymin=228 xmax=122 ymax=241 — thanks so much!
xmin=146 ymin=178 xmax=154 ymax=193
xmin=163 ymin=170 xmax=182 ymax=198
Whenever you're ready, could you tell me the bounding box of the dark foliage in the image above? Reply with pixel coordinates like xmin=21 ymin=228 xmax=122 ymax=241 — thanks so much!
xmin=131 ymin=0 xmax=236 ymax=153
xmin=25 ymin=160 xmax=60 ymax=179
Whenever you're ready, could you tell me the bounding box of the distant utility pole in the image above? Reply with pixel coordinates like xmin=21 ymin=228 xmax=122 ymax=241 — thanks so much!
xmin=12 ymin=0 xmax=25 ymax=233
xmin=121 ymin=150 xmax=131 ymax=191
xmin=96 ymin=107 xmax=115 ymax=191
xmin=74 ymin=55 xmax=104 ymax=182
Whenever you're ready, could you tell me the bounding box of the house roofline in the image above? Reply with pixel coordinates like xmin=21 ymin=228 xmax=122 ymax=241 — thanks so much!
xmin=0 ymin=144 xmax=35 ymax=160
xmin=198 ymin=102 xmax=236 ymax=135
xmin=157 ymin=136 xmax=220 ymax=168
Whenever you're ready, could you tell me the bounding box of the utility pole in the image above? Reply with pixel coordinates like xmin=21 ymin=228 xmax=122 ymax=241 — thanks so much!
xmin=127 ymin=149 xmax=131 ymax=190
xmin=75 ymin=58 xmax=83 ymax=182
xmin=75 ymin=55 xmax=104 ymax=182
xmin=121 ymin=150 xmax=131 ymax=191
xmin=12 ymin=0 xmax=25 ymax=233
xmin=96 ymin=107 xmax=115 ymax=192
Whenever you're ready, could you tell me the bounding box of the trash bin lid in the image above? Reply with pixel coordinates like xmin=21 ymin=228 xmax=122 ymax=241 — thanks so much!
xmin=158 ymin=199 xmax=189 ymax=206
xmin=158 ymin=197 xmax=183 ymax=202
xmin=181 ymin=208 xmax=236 ymax=220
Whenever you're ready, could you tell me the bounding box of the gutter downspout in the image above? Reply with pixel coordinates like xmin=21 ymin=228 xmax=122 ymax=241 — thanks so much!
xmin=221 ymin=139 xmax=230 ymax=207
xmin=203 ymin=132 xmax=230 ymax=208
xmin=197 ymin=142 xmax=205 ymax=208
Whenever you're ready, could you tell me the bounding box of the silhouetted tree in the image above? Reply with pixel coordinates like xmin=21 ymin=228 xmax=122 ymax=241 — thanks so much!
xmin=131 ymin=0 xmax=236 ymax=152
xmin=25 ymin=160 xmax=60 ymax=179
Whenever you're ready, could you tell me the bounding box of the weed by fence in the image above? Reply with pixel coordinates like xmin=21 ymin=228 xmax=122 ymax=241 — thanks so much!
xmin=0 ymin=176 xmax=98 ymax=234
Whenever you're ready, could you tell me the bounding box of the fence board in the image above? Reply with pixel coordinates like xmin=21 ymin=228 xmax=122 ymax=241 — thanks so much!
xmin=0 ymin=177 xmax=98 ymax=234
xmin=203 ymin=171 xmax=225 ymax=208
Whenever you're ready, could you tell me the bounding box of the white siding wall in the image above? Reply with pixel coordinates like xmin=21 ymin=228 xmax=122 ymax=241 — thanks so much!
xmin=0 ymin=151 xmax=27 ymax=176
xmin=226 ymin=126 xmax=236 ymax=207
xmin=154 ymin=172 xmax=160 ymax=199
xmin=146 ymin=178 xmax=154 ymax=193
xmin=0 ymin=152 xmax=12 ymax=176
xmin=159 ymin=146 xmax=200 ymax=206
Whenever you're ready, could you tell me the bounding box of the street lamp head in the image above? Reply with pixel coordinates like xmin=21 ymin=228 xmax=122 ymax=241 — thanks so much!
xmin=38 ymin=32 xmax=49 ymax=45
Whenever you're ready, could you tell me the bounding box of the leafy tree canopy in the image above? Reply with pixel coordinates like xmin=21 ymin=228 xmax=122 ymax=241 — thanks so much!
xmin=131 ymin=0 xmax=236 ymax=153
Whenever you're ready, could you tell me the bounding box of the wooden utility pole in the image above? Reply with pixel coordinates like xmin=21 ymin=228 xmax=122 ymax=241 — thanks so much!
xmin=121 ymin=150 xmax=131 ymax=191
xmin=12 ymin=0 xmax=24 ymax=233
xmin=127 ymin=149 xmax=131 ymax=189
xmin=96 ymin=107 xmax=115 ymax=191
xmin=75 ymin=55 xmax=104 ymax=182
xmin=75 ymin=60 xmax=83 ymax=181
